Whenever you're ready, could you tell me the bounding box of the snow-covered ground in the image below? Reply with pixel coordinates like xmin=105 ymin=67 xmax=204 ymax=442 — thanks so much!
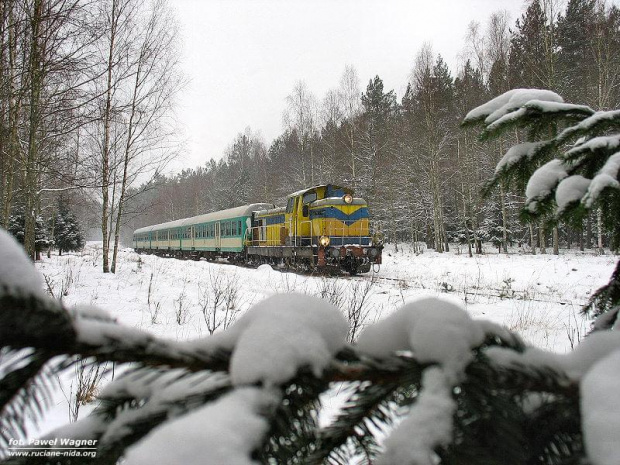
xmin=33 ymin=242 xmax=617 ymax=437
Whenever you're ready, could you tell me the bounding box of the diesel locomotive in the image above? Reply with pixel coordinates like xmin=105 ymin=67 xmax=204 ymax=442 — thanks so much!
xmin=132 ymin=184 xmax=383 ymax=274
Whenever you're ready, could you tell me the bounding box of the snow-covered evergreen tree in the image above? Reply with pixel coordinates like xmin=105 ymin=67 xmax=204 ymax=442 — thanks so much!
xmin=7 ymin=210 xmax=50 ymax=258
xmin=463 ymin=87 xmax=620 ymax=321
xmin=52 ymin=201 xmax=85 ymax=256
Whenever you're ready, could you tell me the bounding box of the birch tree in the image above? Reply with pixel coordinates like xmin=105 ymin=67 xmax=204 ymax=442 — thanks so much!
xmin=110 ymin=0 xmax=182 ymax=273
xmin=283 ymin=80 xmax=318 ymax=186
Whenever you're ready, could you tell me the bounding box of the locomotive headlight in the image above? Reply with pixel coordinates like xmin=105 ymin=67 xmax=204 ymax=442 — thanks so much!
xmin=343 ymin=193 xmax=353 ymax=204
xmin=319 ymin=235 xmax=330 ymax=247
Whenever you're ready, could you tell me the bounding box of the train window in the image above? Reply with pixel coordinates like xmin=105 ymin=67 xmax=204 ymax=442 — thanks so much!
xmin=303 ymin=192 xmax=317 ymax=204
xmin=286 ymin=197 xmax=295 ymax=213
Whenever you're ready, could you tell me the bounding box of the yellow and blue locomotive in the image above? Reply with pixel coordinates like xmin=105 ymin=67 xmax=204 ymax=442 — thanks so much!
xmin=132 ymin=184 xmax=382 ymax=274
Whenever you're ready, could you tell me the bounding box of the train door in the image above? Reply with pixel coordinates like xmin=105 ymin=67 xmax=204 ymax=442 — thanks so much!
xmin=215 ymin=222 xmax=221 ymax=250
xmin=190 ymin=226 xmax=195 ymax=249
xmin=299 ymin=194 xmax=314 ymax=242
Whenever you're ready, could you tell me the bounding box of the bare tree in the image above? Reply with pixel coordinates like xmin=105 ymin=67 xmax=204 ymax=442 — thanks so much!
xmin=110 ymin=0 xmax=182 ymax=273
xmin=338 ymin=65 xmax=362 ymax=188
xmin=283 ymin=80 xmax=318 ymax=186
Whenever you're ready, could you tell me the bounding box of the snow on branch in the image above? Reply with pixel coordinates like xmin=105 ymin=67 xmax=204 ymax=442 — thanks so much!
xmin=463 ymin=89 xmax=594 ymax=142
xmin=583 ymin=153 xmax=620 ymax=208
xmin=581 ymin=350 xmax=620 ymax=465
xmin=463 ymin=88 xmax=564 ymax=125
xmin=357 ymin=298 xmax=486 ymax=380
xmin=495 ymin=141 xmax=548 ymax=174
xmin=123 ymin=387 xmax=279 ymax=465
xmin=525 ymin=159 xmax=569 ymax=211
xmin=557 ymin=110 xmax=620 ymax=144
xmin=0 ymin=229 xmax=45 ymax=299
xmin=556 ymin=175 xmax=591 ymax=213
xmin=184 ymin=293 xmax=349 ymax=386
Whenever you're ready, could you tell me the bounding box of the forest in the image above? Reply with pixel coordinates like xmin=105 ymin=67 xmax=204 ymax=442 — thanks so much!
xmin=1 ymin=0 xmax=620 ymax=275
xmin=121 ymin=0 xmax=620 ymax=257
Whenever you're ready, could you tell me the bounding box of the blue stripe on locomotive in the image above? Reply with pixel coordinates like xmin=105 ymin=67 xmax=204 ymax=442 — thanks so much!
xmin=309 ymin=207 xmax=369 ymax=226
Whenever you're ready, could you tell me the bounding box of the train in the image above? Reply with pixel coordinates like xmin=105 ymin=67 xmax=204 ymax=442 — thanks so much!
xmin=132 ymin=184 xmax=383 ymax=274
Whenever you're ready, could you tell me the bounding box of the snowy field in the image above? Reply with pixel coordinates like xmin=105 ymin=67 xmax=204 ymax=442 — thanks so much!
xmin=33 ymin=242 xmax=617 ymax=437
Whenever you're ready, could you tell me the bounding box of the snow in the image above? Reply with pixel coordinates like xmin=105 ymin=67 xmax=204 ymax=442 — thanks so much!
xmin=186 ymin=293 xmax=349 ymax=386
xmin=44 ymin=416 xmax=105 ymax=443
xmin=0 ymin=228 xmax=45 ymax=297
xmin=99 ymin=369 xmax=231 ymax=446
xmin=583 ymin=152 xmax=620 ymax=208
xmin=496 ymin=142 xmax=546 ymax=173
xmin=123 ymin=387 xmax=277 ymax=465
xmin=555 ymin=175 xmax=591 ymax=212
xmin=377 ymin=367 xmax=455 ymax=465
xmin=525 ymin=159 xmax=568 ymax=208
xmin=581 ymin=349 xmax=620 ymax=465
xmin=485 ymin=107 xmax=527 ymax=133
xmin=28 ymin=242 xmax=617 ymax=446
xmin=558 ymin=110 xmax=620 ymax=142
xmin=566 ymin=135 xmax=620 ymax=156
xmin=487 ymin=331 xmax=620 ymax=381
xmin=464 ymin=88 xmax=563 ymax=124
xmin=356 ymin=297 xmax=485 ymax=380
xmin=523 ymin=100 xmax=592 ymax=114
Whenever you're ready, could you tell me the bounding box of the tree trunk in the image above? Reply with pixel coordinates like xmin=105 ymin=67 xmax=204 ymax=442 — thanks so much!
xmin=539 ymin=223 xmax=546 ymax=254
xmin=101 ymin=0 xmax=119 ymax=273
xmin=597 ymin=208 xmax=604 ymax=255
xmin=553 ymin=226 xmax=559 ymax=255
xmin=112 ymin=53 xmax=143 ymax=273
xmin=499 ymin=182 xmax=509 ymax=253
xmin=0 ymin=2 xmax=18 ymax=229
xmin=24 ymin=0 xmax=44 ymax=261
xmin=530 ymin=224 xmax=537 ymax=254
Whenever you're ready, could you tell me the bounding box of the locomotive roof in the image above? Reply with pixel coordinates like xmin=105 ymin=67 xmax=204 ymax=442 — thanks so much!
xmin=287 ymin=184 xmax=353 ymax=198
xmin=134 ymin=203 xmax=274 ymax=234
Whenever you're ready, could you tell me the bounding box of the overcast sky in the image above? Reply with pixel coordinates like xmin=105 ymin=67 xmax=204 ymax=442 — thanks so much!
xmin=170 ymin=0 xmax=528 ymax=171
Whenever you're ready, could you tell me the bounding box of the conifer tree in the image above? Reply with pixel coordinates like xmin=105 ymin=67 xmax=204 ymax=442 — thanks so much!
xmin=7 ymin=209 xmax=50 ymax=259
xmin=463 ymin=88 xmax=620 ymax=321
xmin=52 ymin=201 xmax=85 ymax=256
